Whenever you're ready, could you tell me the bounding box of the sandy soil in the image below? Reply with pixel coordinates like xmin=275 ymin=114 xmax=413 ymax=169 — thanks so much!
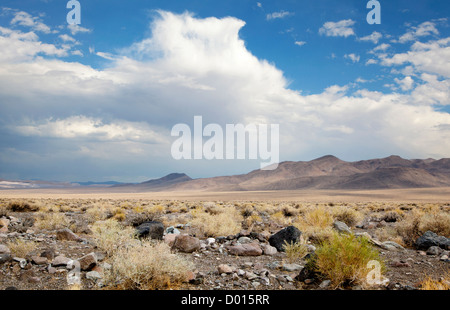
xmin=1 ymin=187 xmax=450 ymax=203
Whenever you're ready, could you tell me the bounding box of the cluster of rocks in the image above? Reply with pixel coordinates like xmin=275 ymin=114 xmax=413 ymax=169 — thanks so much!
xmin=415 ymin=231 xmax=450 ymax=262
xmin=1 ymin=212 xmax=448 ymax=290
xmin=0 ymin=223 xmax=106 ymax=288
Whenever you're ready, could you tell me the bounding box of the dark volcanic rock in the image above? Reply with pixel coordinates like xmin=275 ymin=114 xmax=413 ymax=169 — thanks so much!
xmin=416 ymin=231 xmax=450 ymax=250
xmin=269 ymin=226 xmax=302 ymax=252
xmin=136 ymin=221 xmax=164 ymax=240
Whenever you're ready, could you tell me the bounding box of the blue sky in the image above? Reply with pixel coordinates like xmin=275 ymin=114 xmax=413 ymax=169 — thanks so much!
xmin=0 ymin=0 xmax=449 ymax=182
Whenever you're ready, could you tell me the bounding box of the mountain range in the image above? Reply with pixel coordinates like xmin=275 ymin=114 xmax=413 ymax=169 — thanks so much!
xmin=113 ymin=155 xmax=450 ymax=192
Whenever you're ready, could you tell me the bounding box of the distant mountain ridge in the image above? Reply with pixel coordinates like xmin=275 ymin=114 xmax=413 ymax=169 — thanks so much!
xmin=2 ymin=156 xmax=450 ymax=191
xmin=122 ymin=155 xmax=450 ymax=192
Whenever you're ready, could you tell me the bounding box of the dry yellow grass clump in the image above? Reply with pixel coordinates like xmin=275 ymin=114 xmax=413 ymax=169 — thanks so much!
xmin=104 ymin=241 xmax=194 ymax=290
xmin=6 ymin=239 xmax=37 ymax=258
xmin=34 ymin=212 xmax=70 ymax=230
xmin=91 ymin=219 xmax=138 ymax=256
xmin=190 ymin=203 xmax=243 ymax=237
xmin=294 ymin=206 xmax=335 ymax=243
xmin=419 ymin=271 xmax=450 ymax=290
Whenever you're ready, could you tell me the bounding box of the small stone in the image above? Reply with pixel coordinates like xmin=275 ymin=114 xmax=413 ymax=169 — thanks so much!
xmin=77 ymin=252 xmax=97 ymax=271
xmin=333 ymin=221 xmax=352 ymax=234
xmin=0 ymin=253 xmax=12 ymax=264
xmin=440 ymin=255 xmax=449 ymax=261
xmin=56 ymin=228 xmax=82 ymax=242
xmin=0 ymin=244 xmax=10 ymax=254
xmin=390 ymin=260 xmax=411 ymax=268
xmin=40 ymin=249 xmax=55 ymax=260
xmin=304 ymin=279 xmax=314 ymax=284
xmin=227 ymin=242 xmax=262 ymax=256
xmin=0 ymin=218 xmax=9 ymax=233
xmin=269 ymin=226 xmax=302 ymax=252
xmin=282 ymin=263 xmax=303 ymax=272
xmin=86 ymin=271 xmax=102 ymax=281
xmin=172 ymin=235 xmax=201 ymax=253
xmin=237 ymin=237 xmax=252 ymax=244
xmin=426 ymin=246 xmax=442 ymax=256
xmin=13 ymin=257 xmax=27 ymax=269
xmin=31 ymin=256 xmax=48 ymax=265
xmin=163 ymin=234 xmax=177 ymax=246
xmin=217 ymin=264 xmax=233 ymax=274
xmin=52 ymin=255 xmax=70 ymax=267
xmin=319 ymin=280 xmax=331 ymax=289
xmin=206 ymin=238 xmax=216 ymax=246
xmin=245 ymin=271 xmax=258 ymax=280
xmin=262 ymin=244 xmax=278 ymax=256
xmin=28 ymin=276 xmax=40 ymax=284
xmin=381 ymin=241 xmax=404 ymax=251
xmin=165 ymin=226 xmax=181 ymax=235
xmin=48 ymin=266 xmax=57 ymax=274
xmin=135 ymin=221 xmax=164 ymax=240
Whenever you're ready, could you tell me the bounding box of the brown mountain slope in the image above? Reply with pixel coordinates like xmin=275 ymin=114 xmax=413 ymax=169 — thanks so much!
xmin=125 ymin=155 xmax=450 ymax=192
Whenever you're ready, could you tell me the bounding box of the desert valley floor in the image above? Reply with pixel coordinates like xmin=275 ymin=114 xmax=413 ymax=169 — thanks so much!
xmin=0 ymin=187 xmax=449 ymax=290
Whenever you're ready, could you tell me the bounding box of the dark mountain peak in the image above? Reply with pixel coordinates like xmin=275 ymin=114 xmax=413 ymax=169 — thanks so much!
xmin=142 ymin=173 xmax=191 ymax=184
xmin=313 ymin=155 xmax=342 ymax=162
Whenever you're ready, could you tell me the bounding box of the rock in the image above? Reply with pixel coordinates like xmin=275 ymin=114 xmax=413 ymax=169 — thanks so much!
xmin=86 ymin=271 xmax=102 ymax=281
xmin=185 ymin=270 xmax=197 ymax=283
xmin=165 ymin=226 xmax=181 ymax=235
xmin=245 ymin=271 xmax=258 ymax=280
xmin=31 ymin=256 xmax=48 ymax=265
xmin=333 ymin=221 xmax=352 ymax=234
xmin=163 ymin=234 xmax=177 ymax=246
xmin=227 ymin=242 xmax=262 ymax=256
xmin=296 ymin=254 xmax=318 ymax=282
xmin=390 ymin=260 xmax=411 ymax=268
xmin=14 ymin=257 xmax=27 ymax=269
xmin=262 ymin=244 xmax=277 ymax=256
xmin=172 ymin=235 xmax=201 ymax=253
xmin=440 ymin=254 xmax=449 ymax=261
xmin=250 ymin=232 xmax=268 ymax=242
xmin=0 ymin=218 xmax=9 ymax=233
xmin=40 ymin=249 xmax=55 ymax=260
xmin=238 ymin=230 xmax=251 ymax=237
xmin=381 ymin=241 xmax=404 ymax=251
xmin=415 ymin=231 xmax=450 ymax=250
xmin=0 ymin=253 xmax=12 ymax=264
xmin=206 ymin=238 xmax=216 ymax=246
xmin=56 ymin=228 xmax=82 ymax=242
xmin=0 ymin=244 xmax=10 ymax=254
xmin=77 ymin=253 xmax=97 ymax=271
xmin=237 ymin=237 xmax=252 ymax=244
xmin=426 ymin=246 xmax=442 ymax=255
xmin=269 ymin=226 xmax=302 ymax=252
xmin=319 ymin=280 xmax=331 ymax=289
xmin=217 ymin=264 xmax=233 ymax=274
xmin=48 ymin=266 xmax=57 ymax=274
xmin=136 ymin=221 xmax=164 ymax=240
xmin=282 ymin=263 xmax=303 ymax=272
xmin=52 ymin=255 xmax=71 ymax=267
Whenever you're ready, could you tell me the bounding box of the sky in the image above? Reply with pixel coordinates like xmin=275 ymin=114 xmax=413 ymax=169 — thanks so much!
xmin=0 ymin=0 xmax=449 ymax=182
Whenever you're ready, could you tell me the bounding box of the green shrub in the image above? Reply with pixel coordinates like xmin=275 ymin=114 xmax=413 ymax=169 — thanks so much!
xmin=314 ymin=232 xmax=385 ymax=288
